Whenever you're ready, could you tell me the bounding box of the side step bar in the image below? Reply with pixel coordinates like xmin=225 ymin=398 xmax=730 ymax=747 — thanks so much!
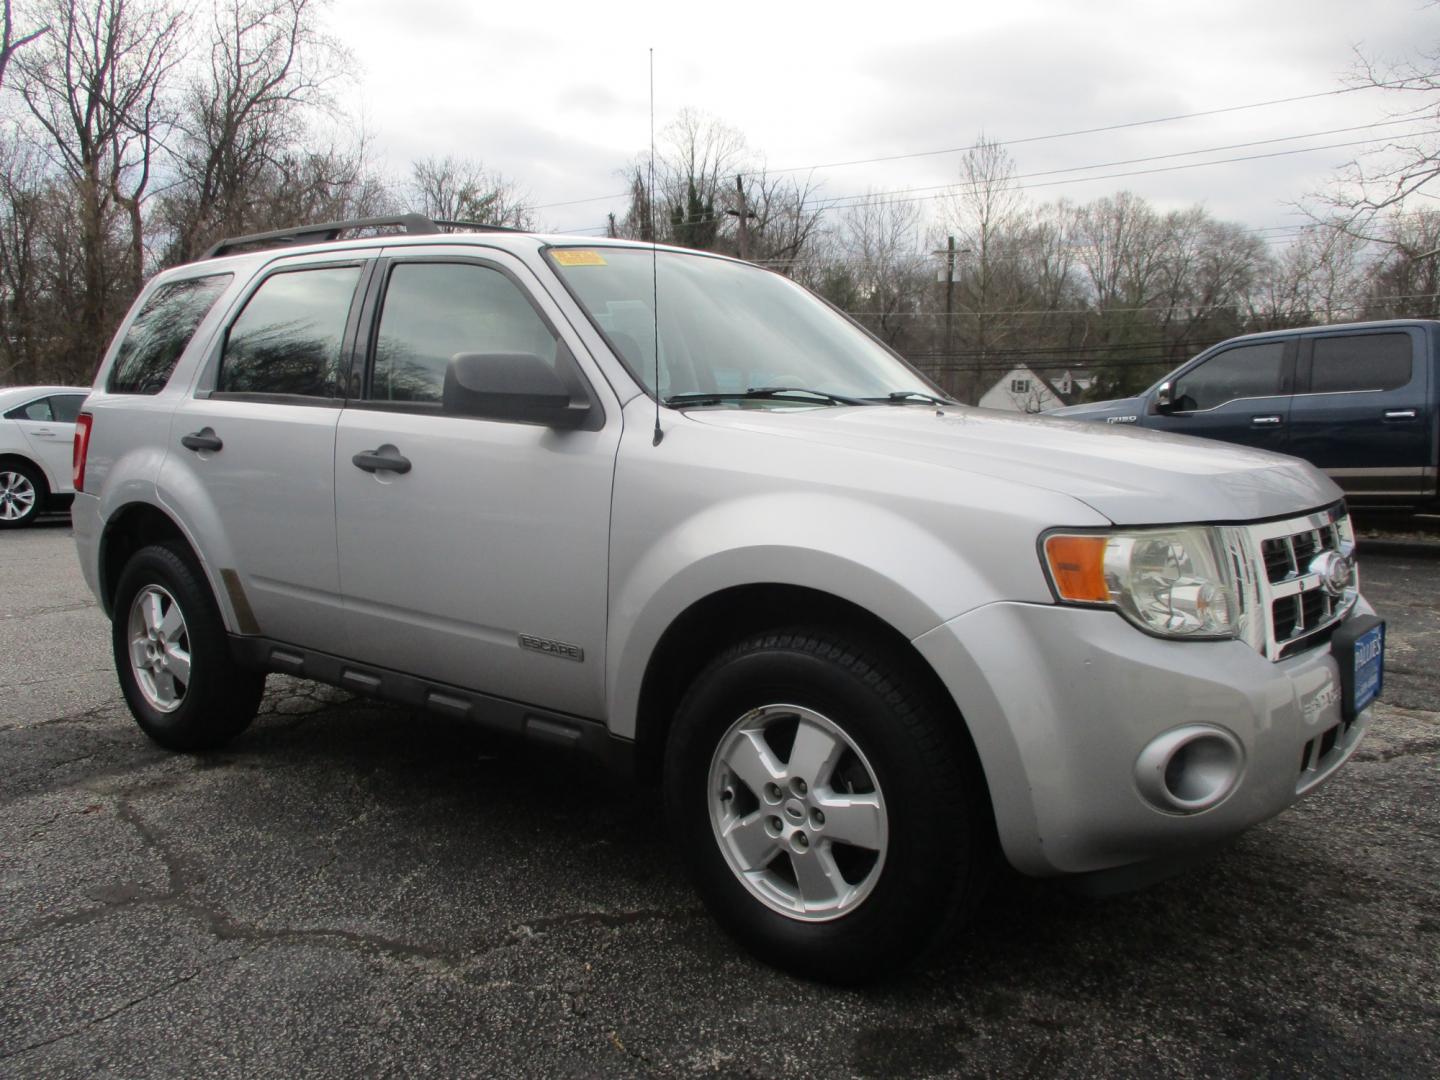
xmin=229 ymin=635 xmax=635 ymax=777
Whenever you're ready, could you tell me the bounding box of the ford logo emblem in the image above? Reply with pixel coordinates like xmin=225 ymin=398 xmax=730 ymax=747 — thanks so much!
xmin=1308 ymin=551 xmax=1354 ymax=597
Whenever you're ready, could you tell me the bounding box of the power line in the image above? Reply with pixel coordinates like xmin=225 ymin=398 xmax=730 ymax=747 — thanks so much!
xmin=837 ymin=290 xmax=1440 ymax=317
xmin=810 ymin=129 xmax=1440 ymax=214
xmin=530 ymin=75 xmax=1436 ymax=212
xmin=764 ymin=75 xmax=1440 ymax=176
xmin=554 ymin=127 xmax=1440 ymax=232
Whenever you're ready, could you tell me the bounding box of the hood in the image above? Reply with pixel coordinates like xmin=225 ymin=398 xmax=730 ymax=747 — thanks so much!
xmin=1046 ymin=395 xmax=1144 ymax=421
xmin=684 ymin=405 xmax=1341 ymax=526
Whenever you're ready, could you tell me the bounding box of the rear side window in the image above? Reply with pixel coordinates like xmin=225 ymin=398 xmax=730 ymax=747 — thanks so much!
xmin=5 ymin=398 xmax=52 ymax=421
xmin=50 ymin=394 xmax=86 ymax=422
xmin=109 ymin=275 xmax=232 ymax=394
xmin=1173 ymin=341 xmax=1287 ymax=411
xmin=219 ymin=266 xmax=362 ymax=397
xmin=1309 ymin=333 xmax=1413 ymax=393
xmin=370 ymin=262 xmax=559 ymax=403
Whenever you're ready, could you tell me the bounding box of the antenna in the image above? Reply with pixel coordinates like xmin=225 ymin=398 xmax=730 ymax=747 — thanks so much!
xmin=649 ymin=47 xmax=663 ymax=447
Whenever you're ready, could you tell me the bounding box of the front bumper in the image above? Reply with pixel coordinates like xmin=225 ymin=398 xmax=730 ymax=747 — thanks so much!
xmin=912 ymin=598 xmax=1374 ymax=877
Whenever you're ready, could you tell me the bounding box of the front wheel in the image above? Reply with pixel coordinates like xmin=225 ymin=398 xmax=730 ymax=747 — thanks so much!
xmin=112 ymin=542 xmax=265 ymax=751
xmin=664 ymin=629 xmax=991 ymax=982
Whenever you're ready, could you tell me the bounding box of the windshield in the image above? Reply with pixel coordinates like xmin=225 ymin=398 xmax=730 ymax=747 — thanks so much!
xmin=545 ymin=246 xmax=940 ymax=407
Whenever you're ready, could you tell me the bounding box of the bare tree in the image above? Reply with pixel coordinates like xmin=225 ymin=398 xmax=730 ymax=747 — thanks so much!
xmin=1251 ymin=225 xmax=1369 ymax=328
xmin=0 ymin=135 xmax=93 ymax=384
xmin=830 ymin=191 xmax=927 ymax=352
xmin=15 ymin=0 xmax=186 ymax=366
xmin=408 ymin=155 xmax=532 ymax=228
xmin=944 ymin=136 xmax=1026 ymax=401
xmin=1320 ymin=35 xmax=1440 ymax=221
xmin=161 ymin=0 xmax=344 ymax=261
xmin=741 ymin=171 xmax=826 ymax=271
xmin=0 ymin=0 xmax=48 ymax=89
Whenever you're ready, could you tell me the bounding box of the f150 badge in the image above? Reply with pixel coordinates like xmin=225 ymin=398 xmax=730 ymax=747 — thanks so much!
xmin=1105 ymin=415 xmax=1139 ymax=424
xmin=519 ymin=634 xmax=584 ymax=662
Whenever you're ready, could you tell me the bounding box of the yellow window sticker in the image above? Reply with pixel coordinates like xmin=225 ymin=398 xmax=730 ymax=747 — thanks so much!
xmin=552 ymin=249 xmax=608 ymax=267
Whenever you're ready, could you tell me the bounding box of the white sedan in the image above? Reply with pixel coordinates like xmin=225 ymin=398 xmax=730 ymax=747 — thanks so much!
xmin=0 ymin=386 xmax=90 ymax=528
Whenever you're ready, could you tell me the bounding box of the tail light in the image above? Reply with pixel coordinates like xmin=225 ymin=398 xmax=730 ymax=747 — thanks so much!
xmin=73 ymin=413 xmax=93 ymax=493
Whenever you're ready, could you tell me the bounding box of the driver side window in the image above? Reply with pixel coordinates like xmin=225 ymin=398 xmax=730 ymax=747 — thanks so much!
xmin=1173 ymin=341 xmax=1287 ymax=412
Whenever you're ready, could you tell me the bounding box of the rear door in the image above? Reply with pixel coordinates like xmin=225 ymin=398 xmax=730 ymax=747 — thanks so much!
xmin=333 ymin=248 xmax=619 ymax=719
xmin=164 ymin=253 xmax=373 ymax=650
xmin=1286 ymin=327 xmax=1433 ymax=500
xmin=1144 ymin=337 xmax=1296 ymax=454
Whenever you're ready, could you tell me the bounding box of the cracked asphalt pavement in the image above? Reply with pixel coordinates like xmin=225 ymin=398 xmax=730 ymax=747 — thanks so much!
xmin=2 ymin=521 xmax=1438 ymax=1078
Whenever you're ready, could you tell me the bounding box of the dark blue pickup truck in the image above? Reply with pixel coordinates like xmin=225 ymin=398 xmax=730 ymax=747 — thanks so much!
xmin=1050 ymin=319 xmax=1438 ymax=510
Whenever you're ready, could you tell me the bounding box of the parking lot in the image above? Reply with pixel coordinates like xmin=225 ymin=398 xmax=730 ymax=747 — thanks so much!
xmin=2 ymin=521 xmax=1437 ymax=1078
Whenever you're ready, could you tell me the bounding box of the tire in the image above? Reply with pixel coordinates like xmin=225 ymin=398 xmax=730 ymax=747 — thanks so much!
xmin=664 ymin=628 xmax=991 ymax=983
xmin=0 ymin=461 xmax=46 ymax=529
xmin=112 ymin=542 xmax=265 ymax=751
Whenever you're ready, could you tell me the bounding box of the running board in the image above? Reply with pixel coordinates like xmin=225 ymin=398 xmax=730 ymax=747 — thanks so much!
xmin=229 ymin=635 xmax=634 ymax=776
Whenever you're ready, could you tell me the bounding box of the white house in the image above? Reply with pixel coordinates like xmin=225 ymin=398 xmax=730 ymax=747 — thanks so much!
xmin=976 ymin=364 xmax=1071 ymax=413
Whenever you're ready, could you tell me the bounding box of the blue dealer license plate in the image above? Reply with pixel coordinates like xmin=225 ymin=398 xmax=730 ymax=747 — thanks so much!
xmin=1350 ymin=623 xmax=1385 ymax=716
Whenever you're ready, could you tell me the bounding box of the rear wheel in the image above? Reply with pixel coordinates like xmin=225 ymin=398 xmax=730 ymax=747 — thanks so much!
xmin=0 ymin=462 xmax=45 ymax=528
xmin=112 ymin=542 xmax=264 ymax=750
xmin=664 ymin=628 xmax=991 ymax=982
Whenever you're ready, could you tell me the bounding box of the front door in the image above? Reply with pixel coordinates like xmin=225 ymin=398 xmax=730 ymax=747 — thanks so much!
xmin=1144 ymin=337 xmax=1296 ymax=455
xmin=334 ymin=250 xmax=618 ymax=720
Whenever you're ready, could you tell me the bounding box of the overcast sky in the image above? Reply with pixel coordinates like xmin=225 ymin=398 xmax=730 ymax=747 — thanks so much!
xmin=328 ymin=0 xmax=1435 ymax=248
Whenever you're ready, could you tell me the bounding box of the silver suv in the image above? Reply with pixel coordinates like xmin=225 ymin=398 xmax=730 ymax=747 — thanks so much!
xmin=72 ymin=215 xmax=1384 ymax=981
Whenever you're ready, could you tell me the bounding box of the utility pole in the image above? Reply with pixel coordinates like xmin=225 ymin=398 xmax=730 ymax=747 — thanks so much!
xmin=932 ymin=237 xmax=966 ymax=397
xmin=944 ymin=235 xmax=955 ymax=397
xmin=727 ymin=174 xmax=758 ymax=261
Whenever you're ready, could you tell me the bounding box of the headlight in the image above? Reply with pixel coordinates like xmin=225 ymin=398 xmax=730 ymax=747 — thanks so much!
xmin=1042 ymin=526 xmax=1238 ymax=640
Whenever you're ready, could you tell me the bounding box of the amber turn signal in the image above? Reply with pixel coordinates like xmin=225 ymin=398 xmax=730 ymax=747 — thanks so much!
xmin=1043 ymin=534 xmax=1110 ymax=603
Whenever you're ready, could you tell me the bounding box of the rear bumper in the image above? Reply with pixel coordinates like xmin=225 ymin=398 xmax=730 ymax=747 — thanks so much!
xmin=71 ymin=492 xmax=104 ymax=610
xmin=913 ymin=599 xmax=1373 ymax=877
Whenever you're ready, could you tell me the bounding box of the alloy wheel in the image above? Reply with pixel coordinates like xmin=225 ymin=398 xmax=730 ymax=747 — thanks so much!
xmin=0 ymin=470 xmax=37 ymax=521
xmin=707 ymin=703 xmax=888 ymax=921
xmin=126 ymin=584 xmax=192 ymax=713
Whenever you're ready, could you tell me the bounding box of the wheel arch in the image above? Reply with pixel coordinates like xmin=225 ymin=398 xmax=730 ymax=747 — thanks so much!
xmin=630 ymin=583 xmax=987 ymax=795
xmin=99 ymin=502 xmax=204 ymax=619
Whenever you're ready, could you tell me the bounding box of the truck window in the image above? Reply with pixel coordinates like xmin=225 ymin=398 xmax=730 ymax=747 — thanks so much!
xmin=369 ymin=262 xmax=559 ymax=404
xmin=219 ymin=266 xmax=362 ymax=397
xmin=1173 ymin=341 xmax=1286 ymax=411
xmin=1309 ymin=333 xmax=1412 ymax=393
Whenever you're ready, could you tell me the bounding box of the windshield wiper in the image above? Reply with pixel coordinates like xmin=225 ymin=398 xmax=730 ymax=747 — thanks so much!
xmin=865 ymin=390 xmax=956 ymax=406
xmin=664 ymin=386 xmax=870 ymax=407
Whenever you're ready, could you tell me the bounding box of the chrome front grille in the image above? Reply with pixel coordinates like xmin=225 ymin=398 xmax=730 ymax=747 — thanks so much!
xmin=1228 ymin=504 xmax=1357 ymax=661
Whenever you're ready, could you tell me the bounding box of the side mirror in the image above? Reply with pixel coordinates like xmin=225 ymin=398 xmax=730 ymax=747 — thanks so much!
xmin=442 ymin=352 xmax=593 ymax=429
xmin=1154 ymin=381 xmax=1175 ymax=413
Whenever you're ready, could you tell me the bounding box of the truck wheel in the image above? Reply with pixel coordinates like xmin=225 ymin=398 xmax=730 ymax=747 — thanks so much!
xmin=664 ymin=628 xmax=990 ymax=982
xmin=112 ymin=542 xmax=264 ymax=751
xmin=0 ymin=462 xmax=46 ymax=528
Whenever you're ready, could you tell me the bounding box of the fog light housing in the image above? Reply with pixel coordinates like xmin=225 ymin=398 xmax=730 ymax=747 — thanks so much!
xmin=1135 ymin=725 xmax=1244 ymax=813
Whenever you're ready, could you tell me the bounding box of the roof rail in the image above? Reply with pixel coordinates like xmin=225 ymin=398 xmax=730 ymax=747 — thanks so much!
xmin=201 ymin=212 xmax=521 ymax=259
xmin=431 ymin=218 xmax=524 ymax=234
xmin=203 ymin=214 xmax=438 ymax=259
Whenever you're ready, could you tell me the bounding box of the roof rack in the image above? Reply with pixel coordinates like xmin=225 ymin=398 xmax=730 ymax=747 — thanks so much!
xmin=202 ymin=213 xmax=522 ymax=259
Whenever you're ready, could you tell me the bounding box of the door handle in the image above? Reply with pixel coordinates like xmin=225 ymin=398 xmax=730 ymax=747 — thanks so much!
xmin=180 ymin=428 xmax=223 ymax=452
xmin=352 ymin=447 xmax=412 ymax=474
xmin=1250 ymin=415 xmax=1283 ymax=426
xmin=32 ymin=428 xmax=56 ymax=437
xmin=1384 ymin=409 xmax=1418 ymax=421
